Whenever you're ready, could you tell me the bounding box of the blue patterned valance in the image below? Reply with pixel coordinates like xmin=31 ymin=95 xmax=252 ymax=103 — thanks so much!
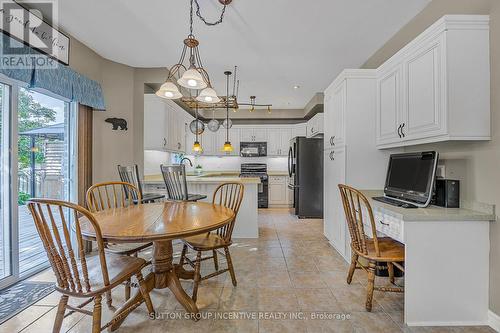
xmin=72 ymin=72 xmax=106 ymax=110
xmin=0 ymin=33 xmax=106 ymax=110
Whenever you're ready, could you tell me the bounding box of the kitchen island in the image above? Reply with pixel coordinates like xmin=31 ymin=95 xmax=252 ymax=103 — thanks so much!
xmin=143 ymin=173 xmax=260 ymax=238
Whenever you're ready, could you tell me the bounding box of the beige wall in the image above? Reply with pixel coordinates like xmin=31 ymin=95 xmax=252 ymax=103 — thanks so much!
xmin=67 ymin=35 xmax=137 ymax=183
xmin=362 ymin=0 xmax=500 ymax=313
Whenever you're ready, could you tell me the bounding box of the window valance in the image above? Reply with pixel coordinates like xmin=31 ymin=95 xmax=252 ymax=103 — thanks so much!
xmin=0 ymin=33 xmax=106 ymax=110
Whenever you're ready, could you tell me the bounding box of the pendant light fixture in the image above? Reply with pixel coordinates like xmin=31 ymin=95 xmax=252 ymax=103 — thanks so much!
xmin=222 ymin=71 xmax=233 ymax=153
xmin=156 ymin=0 xmax=219 ymax=102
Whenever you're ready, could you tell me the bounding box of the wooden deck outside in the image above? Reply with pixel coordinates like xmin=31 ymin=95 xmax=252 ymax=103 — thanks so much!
xmin=0 ymin=205 xmax=57 ymax=279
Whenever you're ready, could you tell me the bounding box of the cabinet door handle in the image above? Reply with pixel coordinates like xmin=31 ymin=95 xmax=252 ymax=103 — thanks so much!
xmin=401 ymin=123 xmax=405 ymax=138
xmin=163 ymin=138 xmax=167 ymax=146
xmin=379 ymin=220 xmax=390 ymax=226
xmin=397 ymin=124 xmax=402 ymax=138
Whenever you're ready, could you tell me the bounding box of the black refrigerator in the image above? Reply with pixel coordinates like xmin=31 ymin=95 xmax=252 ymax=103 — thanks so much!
xmin=287 ymin=137 xmax=323 ymax=218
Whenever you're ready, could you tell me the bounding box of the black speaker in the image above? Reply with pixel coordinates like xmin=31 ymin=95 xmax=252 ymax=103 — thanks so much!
xmin=434 ymin=179 xmax=460 ymax=208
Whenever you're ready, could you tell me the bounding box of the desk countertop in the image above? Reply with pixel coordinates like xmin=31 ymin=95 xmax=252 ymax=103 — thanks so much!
xmin=361 ymin=190 xmax=496 ymax=222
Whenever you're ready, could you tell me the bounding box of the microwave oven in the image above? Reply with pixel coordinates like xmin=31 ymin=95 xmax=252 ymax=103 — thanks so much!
xmin=240 ymin=142 xmax=267 ymax=157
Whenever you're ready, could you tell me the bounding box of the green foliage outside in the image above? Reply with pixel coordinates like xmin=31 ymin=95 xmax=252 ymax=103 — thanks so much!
xmin=18 ymin=191 xmax=31 ymax=205
xmin=18 ymin=89 xmax=57 ymax=170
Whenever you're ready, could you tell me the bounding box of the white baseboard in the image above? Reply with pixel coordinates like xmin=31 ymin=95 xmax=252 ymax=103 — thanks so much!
xmin=489 ymin=310 xmax=500 ymax=332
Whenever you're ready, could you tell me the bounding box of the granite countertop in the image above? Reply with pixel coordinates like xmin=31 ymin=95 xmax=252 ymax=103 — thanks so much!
xmin=361 ymin=190 xmax=496 ymax=222
xmin=144 ymin=174 xmax=261 ymax=184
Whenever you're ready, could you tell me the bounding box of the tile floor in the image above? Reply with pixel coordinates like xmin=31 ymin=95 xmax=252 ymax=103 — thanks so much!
xmin=0 ymin=208 xmax=495 ymax=332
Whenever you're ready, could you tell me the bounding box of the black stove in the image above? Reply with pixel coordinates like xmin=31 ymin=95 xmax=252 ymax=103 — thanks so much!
xmin=240 ymin=163 xmax=268 ymax=208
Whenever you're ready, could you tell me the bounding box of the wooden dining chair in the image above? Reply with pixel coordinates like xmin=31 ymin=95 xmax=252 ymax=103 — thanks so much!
xmin=27 ymin=198 xmax=154 ymax=333
xmin=179 ymin=182 xmax=244 ymax=301
xmin=117 ymin=164 xmax=165 ymax=203
xmin=86 ymin=181 xmax=152 ymax=301
xmin=338 ymin=184 xmax=405 ymax=311
xmin=160 ymin=164 xmax=207 ymax=202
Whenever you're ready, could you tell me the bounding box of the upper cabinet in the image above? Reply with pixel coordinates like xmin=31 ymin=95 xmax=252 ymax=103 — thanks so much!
xmin=306 ymin=113 xmax=324 ymax=138
xmin=240 ymin=128 xmax=268 ymax=142
xmin=268 ymin=128 xmax=292 ymax=156
xmin=144 ymin=94 xmax=168 ymax=151
xmin=144 ymin=94 xmax=189 ymax=153
xmin=376 ymin=15 xmax=490 ymax=149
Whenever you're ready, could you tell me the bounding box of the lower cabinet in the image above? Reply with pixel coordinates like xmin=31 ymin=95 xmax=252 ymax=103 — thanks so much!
xmin=269 ymin=175 xmax=291 ymax=207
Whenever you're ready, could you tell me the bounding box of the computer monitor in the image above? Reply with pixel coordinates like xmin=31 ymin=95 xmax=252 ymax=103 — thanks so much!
xmin=384 ymin=151 xmax=439 ymax=206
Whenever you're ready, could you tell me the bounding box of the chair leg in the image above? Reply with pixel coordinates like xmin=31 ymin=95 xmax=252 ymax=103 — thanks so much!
xmin=179 ymin=244 xmax=188 ymax=267
xmin=347 ymin=253 xmax=358 ymax=284
xmin=388 ymin=262 xmax=395 ymax=285
xmin=366 ymin=261 xmax=376 ymax=312
xmin=192 ymin=251 xmax=202 ymax=302
xmin=52 ymin=295 xmax=68 ymax=333
xmin=136 ymin=271 xmax=154 ymax=315
xmin=224 ymin=246 xmax=237 ymax=287
xmin=92 ymin=295 xmax=102 ymax=333
xmin=213 ymin=249 xmax=219 ymax=271
xmin=106 ymin=291 xmax=112 ymax=308
xmin=125 ymin=278 xmax=131 ymax=300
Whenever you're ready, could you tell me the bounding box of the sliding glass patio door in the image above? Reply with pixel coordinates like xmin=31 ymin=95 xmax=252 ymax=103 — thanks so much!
xmin=0 ymin=77 xmax=77 ymax=289
xmin=0 ymin=82 xmax=12 ymax=284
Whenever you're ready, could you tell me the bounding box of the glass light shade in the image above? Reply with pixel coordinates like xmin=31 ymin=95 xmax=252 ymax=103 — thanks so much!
xmin=177 ymin=69 xmax=207 ymax=89
xmin=155 ymin=81 xmax=182 ymax=99
xmin=189 ymin=119 xmax=205 ymax=135
xmin=207 ymin=119 xmax=220 ymax=132
xmin=196 ymin=87 xmax=220 ymax=103
xmin=192 ymin=141 xmax=202 ymax=152
xmin=222 ymin=118 xmax=232 ymax=129
xmin=222 ymin=141 xmax=233 ymax=152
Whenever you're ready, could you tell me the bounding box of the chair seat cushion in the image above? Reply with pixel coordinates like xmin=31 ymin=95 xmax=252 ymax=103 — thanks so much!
xmin=182 ymin=233 xmax=229 ymax=250
xmin=105 ymin=242 xmax=152 ymax=256
xmin=363 ymin=237 xmax=405 ymax=261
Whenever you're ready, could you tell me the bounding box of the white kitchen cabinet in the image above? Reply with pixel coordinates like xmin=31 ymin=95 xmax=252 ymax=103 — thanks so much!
xmin=269 ymin=175 xmax=291 ymax=207
xmin=376 ymin=64 xmax=403 ymax=146
xmin=292 ymin=123 xmax=307 ymax=138
xmin=376 ymin=15 xmax=490 ymax=149
xmin=323 ymin=147 xmax=346 ymax=254
xmin=323 ymin=70 xmax=393 ymax=260
xmin=200 ymin=130 xmax=217 ymax=156
xmin=267 ymin=128 xmax=292 ymax=156
xmin=240 ymin=128 xmax=268 ymax=142
xmin=306 ymin=113 xmax=324 ymax=138
xmin=144 ymin=94 xmax=168 ymax=150
xmin=269 ymin=176 xmax=287 ymax=206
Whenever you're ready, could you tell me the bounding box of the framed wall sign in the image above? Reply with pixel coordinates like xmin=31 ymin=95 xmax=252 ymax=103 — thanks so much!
xmin=0 ymin=0 xmax=70 ymax=65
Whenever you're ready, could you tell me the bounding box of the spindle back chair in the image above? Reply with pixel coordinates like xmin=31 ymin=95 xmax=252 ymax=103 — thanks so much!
xmin=338 ymin=184 xmax=405 ymax=312
xmin=27 ymin=198 xmax=153 ymax=333
xmin=179 ymin=182 xmax=244 ymax=301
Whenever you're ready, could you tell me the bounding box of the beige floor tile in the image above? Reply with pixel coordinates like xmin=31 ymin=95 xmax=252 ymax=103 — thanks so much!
xmin=218 ymin=286 xmax=259 ymax=310
xmin=285 ymin=256 xmax=319 ymax=272
xmin=257 ymin=287 xmax=299 ymax=311
xmin=349 ymin=311 xmax=402 ymax=332
xmin=289 ymin=272 xmax=328 ymax=289
xmin=329 ymin=283 xmax=384 ymax=313
xmin=294 ymin=288 xmax=344 ymax=312
xmin=211 ymin=318 xmax=258 ymax=333
xmin=257 ymin=270 xmax=292 ymax=288
xmin=0 ymin=305 xmax=52 ymax=332
xmin=21 ymin=306 xmax=85 ymax=333
xmin=258 ymin=318 xmax=307 ymax=333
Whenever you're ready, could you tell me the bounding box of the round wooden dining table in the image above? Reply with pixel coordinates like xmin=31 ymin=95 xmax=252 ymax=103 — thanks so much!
xmin=80 ymin=201 xmax=235 ymax=331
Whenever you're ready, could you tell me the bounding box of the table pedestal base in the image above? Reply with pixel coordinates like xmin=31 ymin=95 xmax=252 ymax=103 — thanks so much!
xmin=109 ymin=240 xmax=199 ymax=331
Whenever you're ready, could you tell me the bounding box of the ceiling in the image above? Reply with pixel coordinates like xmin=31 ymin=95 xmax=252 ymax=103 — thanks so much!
xmin=56 ymin=0 xmax=430 ymax=110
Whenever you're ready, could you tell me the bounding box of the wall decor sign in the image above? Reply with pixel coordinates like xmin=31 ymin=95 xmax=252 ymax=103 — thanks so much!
xmin=0 ymin=0 xmax=70 ymax=65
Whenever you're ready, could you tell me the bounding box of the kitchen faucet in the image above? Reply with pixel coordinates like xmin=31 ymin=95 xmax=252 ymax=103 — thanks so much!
xmin=180 ymin=157 xmax=193 ymax=167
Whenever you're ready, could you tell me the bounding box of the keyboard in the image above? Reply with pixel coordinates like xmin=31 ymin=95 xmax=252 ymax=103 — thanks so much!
xmin=372 ymin=196 xmax=418 ymax=208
